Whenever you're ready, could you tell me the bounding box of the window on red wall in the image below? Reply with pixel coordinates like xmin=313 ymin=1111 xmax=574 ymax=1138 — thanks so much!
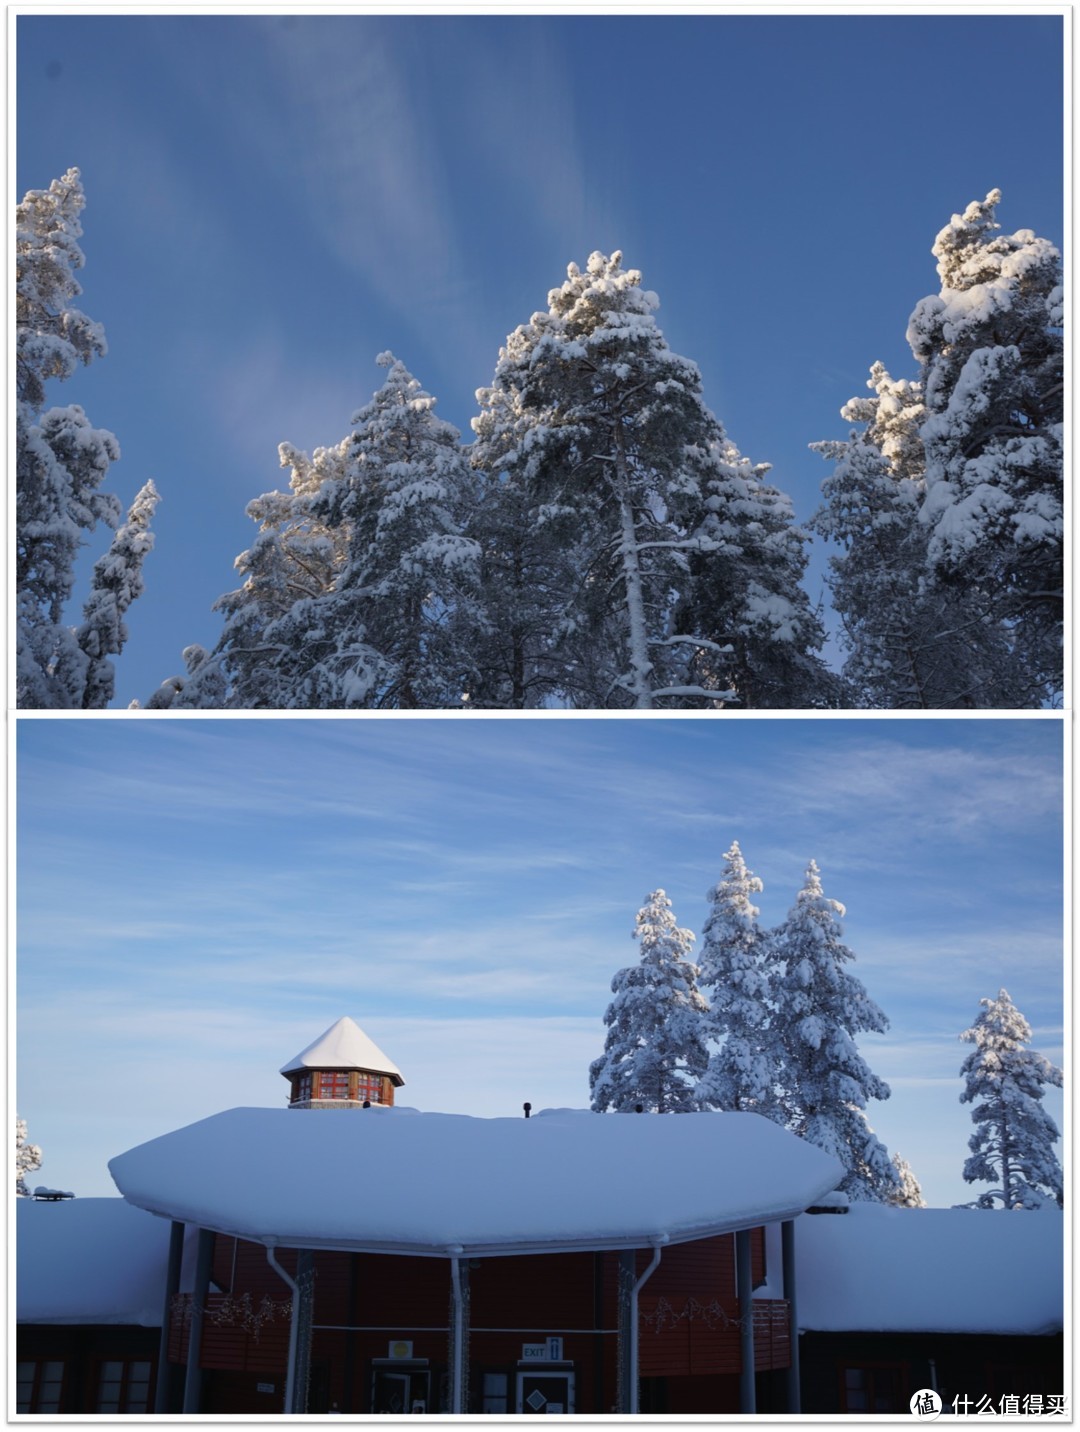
xmin=96 ymin=1360 xmax=153 ymax=1413
xmin=294 ymin=1073 xmax=313 ymax=1103
xmin=840 ymin=1363 xmax=907 ymax=1413
xmin=17 ymin=1361 xmax=64 ymax=1413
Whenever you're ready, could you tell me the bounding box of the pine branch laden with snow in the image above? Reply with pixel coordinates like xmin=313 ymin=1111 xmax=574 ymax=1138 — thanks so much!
xmin=16 ymin=1117 xmax=43 ymax=1198
xmin=590 ymin=890 xmax=709 ymax=1114
xmin=15 ymin=169 xmax=156 ymax=709
xmin=767 ymin=861 xmax=899 ymax=1202
xmin=695 ymin=842 xmax=781 ymax=1118
xmin=76 ymin=480 xmax=161 ymax=708
xmin=958 ymin=988 xmax=1063 ymax=1210
xmin=472 ymin=251 xmax=834 ymax=710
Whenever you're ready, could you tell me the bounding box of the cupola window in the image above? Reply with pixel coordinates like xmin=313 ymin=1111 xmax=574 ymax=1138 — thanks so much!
xmin=320 ymin=1072 xmax=351 ymax=1100
xmin=355 ymin=1073 xmax=384 ymax=1103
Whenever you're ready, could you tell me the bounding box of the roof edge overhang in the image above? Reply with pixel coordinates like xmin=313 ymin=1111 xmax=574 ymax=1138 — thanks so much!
xmin=119 ymin=1194 xmax=834 ymax=1262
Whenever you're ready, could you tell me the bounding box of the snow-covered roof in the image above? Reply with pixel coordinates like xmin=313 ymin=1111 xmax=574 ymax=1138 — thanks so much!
xmin=110 ymin=1106 xmax=842 ymax=1259
xmin=279 ymin=1016 xmax=404 ymax=1084
xmin=17 ymin=1198 xmax=198 ymax=1327
xmin=796 ymin=1202 xmax=1063 ymax=1336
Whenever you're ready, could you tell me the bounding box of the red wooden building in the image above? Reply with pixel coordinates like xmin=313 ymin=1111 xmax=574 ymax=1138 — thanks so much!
xmin=103 ymin=1017 xmax=841 ymax=1415
xmin=19 ymin=1018 xmax=1061 ymax=1417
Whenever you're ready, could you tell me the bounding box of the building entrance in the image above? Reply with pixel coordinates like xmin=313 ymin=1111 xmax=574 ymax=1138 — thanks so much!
xmin=515 ymin=1369 xmax=575 ymax=1414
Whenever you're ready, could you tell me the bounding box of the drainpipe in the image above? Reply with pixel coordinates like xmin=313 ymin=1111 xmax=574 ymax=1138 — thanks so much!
xmin=447 ymin=1246 xmax=466 ymax=1414
xmin=736 ymin=1229 xmax=756 ymax=1413
xmin=628 ymin=1236 xmax=667 ymax=1415
xmin=182 ymin=1228 xmax=214 ymax=1413
xmin=781 ymin=1220 xmax=800 ymax=1414
xmin=266 ymin=1245 xmax=300 ymax=1414
xmin=155 ymin=1221 xmax=185 ymax=1413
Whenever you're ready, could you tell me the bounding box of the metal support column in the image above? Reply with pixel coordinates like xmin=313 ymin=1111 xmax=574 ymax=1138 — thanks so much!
xmin=736 ymin=1228 xmax=756 ymax=1414
xmin=182 ymin=1228 xmax=214 ymax=1413
xmin=293 ymin=1250 xmax=315 ymax=1413
xmin=154 ymin=1221 xmax=185 ymax=1412
xmin=781 ymin=1220 xmax=801 ymax=1413
xmin=448 ymin=1248 xmax=467 ymax=1414
xmin=616 ymin=1249 xmax=636 ymax=1414
xmin=267 ymin=1245 xmax=315 ymax=1415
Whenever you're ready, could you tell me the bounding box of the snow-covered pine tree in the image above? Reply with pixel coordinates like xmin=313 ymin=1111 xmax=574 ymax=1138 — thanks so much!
xmin=205 ymin=437 xmax=352 ymax=707
xmin=465 ymin=385 xmax=583 ymax=708
xmin=15 ymin=1117 xmax=42 ymax=1197
xmin=76 ymin=480 xmax=160 ymax=708
xmin=811 ymin=363 xmax=1030 ymax=708
xmin=472 ymin=251 xmax=832 ymax=708
xmin=187 ymin=355 xmax=481 ymax=708
xmin=308 ymin=354 xmax=482 ymax=708
xmin=590 ymin=890 xmax=709 ymax=1113
xmin=889 ymin=1154 xmax=927 ymax=1208
xmin=16 ymin=169 xmax=155 ymax=707
xmin=695 ymin=842 xmax=779 ymax=1117
xmin=768 ymin=861 xmax=899 ymax=1201
xmin=958 ymin=988 xmax=1063 ymax=1210
xmin=672 ymin=436 xmax=840 ymax=708
xmin=909 ymin=190 xmax=1063 ymax=701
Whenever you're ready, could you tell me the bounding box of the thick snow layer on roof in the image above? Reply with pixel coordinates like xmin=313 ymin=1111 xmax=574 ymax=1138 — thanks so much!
xmin=796 ymin=1202 xmax=1063 ymax=1335
xmin=279 ymin=1016 xmax=404 ymax=1084
xmin=17 ymin=1198 xmax=196 ymax=1326
xmin=110 ymin=1106 xmax=841 ymax=1259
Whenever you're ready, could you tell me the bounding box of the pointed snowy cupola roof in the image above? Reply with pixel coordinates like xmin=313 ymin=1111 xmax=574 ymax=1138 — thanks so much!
xmin=280 ymin=1017 xmax=404 ymax=1086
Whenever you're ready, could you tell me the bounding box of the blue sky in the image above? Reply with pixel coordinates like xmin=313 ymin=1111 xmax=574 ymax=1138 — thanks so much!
xmin=16 ymin=716 xmax=1064 ymax=1207
xmin=15 ymin=11 xmax=1065 ymax=706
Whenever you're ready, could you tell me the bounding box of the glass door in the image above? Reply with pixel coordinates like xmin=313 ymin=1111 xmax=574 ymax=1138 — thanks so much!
xmin=515 ymin=1370 xmax=574 ymax=1415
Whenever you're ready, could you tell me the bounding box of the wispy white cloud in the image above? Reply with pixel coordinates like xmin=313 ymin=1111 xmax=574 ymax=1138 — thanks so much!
xmin=755 ymin=735 xmax=1061 ymax=838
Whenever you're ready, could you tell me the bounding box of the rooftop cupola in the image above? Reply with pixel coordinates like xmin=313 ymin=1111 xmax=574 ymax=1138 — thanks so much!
xmin=280 ymin=1017 xmax=404 ymax=1109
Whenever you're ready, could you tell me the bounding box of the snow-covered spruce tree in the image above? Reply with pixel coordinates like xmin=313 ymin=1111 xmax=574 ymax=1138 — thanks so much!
xmin=672 ymin=435 xmax=841 ymax=708
xmin=15 ymin=1117 xmax=42 ymax=1198
xmin=199 ymin=436 xmax=355 ymax=706
xmin=472 ymin=251 xmax=832 ymax=708
xmin=307 ymin=354 xmax=482 ymax=708
xmin=76 ymin=480 xmax=160 ymax=708
xmin=958 ymin=988 xmax=1063 ymax=1210
xmin=812 ymin=363 xmax=1030 ymax=708
xmin=590 ymin=890 xmax=709 ymax=1113
xmin=17 ymin=170 xmax=125 ymax=706
xmin=910 ymin=190 xmax=1063 ymax=701
xmin=695 ymin=842 xmax=780 ymax=1117
xmin=768 ymin=861 xmax=899 ymax=1201
xmin=191 ymin=355 xmax=481 ymax=708
xmin=889 ymin=1154 xmax=927 ymax=1208
xmin=465 ymin=386 xmax=584 ymax=708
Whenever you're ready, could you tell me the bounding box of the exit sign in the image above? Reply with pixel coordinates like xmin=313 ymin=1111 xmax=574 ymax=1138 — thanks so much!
xmin=521 ymin=1337 xmax=564 ymax=1362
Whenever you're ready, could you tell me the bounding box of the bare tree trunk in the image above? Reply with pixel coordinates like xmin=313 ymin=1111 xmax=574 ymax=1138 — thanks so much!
xmin=613 ymin=425 xmax=653 ymax=709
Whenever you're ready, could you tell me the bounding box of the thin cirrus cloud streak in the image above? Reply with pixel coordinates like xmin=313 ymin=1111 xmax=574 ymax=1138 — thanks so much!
xmin=250 ymin=17 xmax=601 ymax=388
xmin=251 ymin=21 xmax=491 ymax=351
xmin=748 ymin=739 xmax=1061 ymax=835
